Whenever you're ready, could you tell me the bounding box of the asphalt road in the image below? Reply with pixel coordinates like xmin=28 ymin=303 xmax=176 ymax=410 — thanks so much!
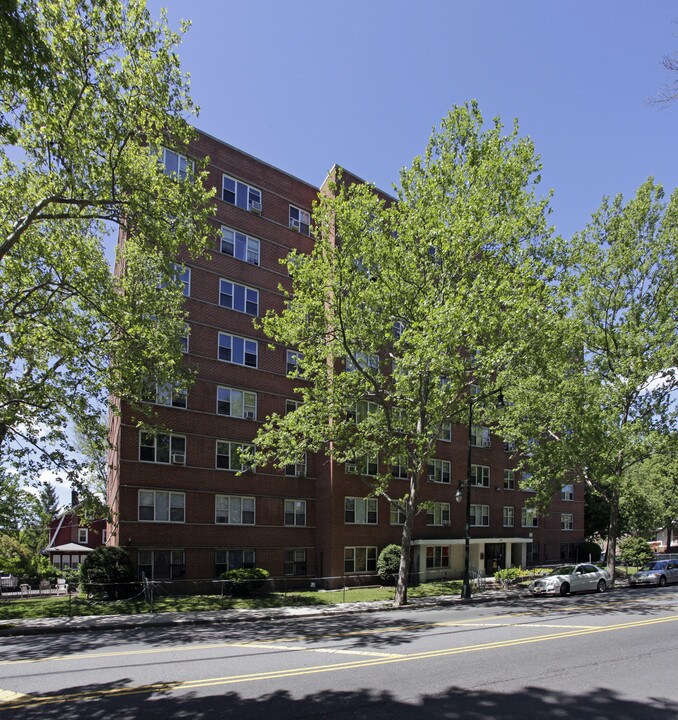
xmin=1 ymin=586 xmax=677 ymax=719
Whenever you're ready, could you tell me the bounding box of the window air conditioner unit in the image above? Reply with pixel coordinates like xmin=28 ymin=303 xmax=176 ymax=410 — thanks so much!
xmin=249 ymin=201 xmax=262 ymax=214
xmin=346 ymin=462 xmax=358 ymax=474
xmin=290 ymin=219 xmax=301 ymax=231
xmin=244 ymin=410 xmax=255 ymax=420
xmin=427 ymin=474 xmax=437 ymax=482
xmin=171 ymin=452 xmax=185 ymax=465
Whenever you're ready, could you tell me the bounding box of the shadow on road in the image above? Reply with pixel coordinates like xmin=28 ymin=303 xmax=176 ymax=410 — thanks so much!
xmin=3 ymin=681 xmax=675 ymax=720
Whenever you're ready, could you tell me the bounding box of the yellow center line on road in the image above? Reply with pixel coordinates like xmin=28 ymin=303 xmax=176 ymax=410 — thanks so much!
xmin=2 ymin=612 xmax=678 ymax=710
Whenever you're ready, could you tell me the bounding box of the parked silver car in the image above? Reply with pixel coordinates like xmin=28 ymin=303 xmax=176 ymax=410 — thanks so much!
xmin=529 ymin=563 xmax=610 ymax=596
xmin=629 ymin=559 xmax=678 ymax=587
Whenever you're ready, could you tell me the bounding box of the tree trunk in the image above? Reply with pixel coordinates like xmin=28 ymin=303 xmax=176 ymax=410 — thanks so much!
xmin=394 ymin=478 xmax=417 ymax=606
xmin=607 ymin=486 xmax=620 ymax=585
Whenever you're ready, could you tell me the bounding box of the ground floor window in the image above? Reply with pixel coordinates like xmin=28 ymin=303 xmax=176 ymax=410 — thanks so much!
xmin=426 ymin=546 xmax=449 ymax=569
xmin=344 ymin=546 xmax=377 ymax=573
xmin=138 ymin=549 xmax=186 ymax=580
xmin=527 ymin=542 xmax=539 ymax=565
xmin=215 ymin=549 xmax=255 ymax=576
xmin=560 ymin=543 xmax=577 ymax=561
xmin=284 ymin=549 xmax=307 ymax=576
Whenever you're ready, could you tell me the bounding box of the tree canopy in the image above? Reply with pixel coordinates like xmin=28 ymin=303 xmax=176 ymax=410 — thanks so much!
xmin=0 ymin=0 xmax=215 ymax=486
xmin=497 ymin=179 xmax=678 ymax=579
xmin=249 ymin=103 xmax=553 ymax=605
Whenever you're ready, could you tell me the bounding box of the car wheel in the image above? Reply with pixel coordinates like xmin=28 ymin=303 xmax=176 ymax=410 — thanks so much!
xmin=559 ymin=583 xmax=569 ymax=596
xmin=596 ymin=579 xmax=606 ymax=593
xmin=659 ymin=575 xmax=667 ymax=587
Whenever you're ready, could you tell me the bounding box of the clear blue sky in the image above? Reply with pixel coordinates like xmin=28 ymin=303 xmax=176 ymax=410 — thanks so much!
xmin=147 ymin=0 xmax=676 ymax=240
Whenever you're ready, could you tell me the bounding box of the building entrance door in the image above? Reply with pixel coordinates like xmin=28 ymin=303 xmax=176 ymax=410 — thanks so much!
xmin=484 ymin=543 xmax=505 ymax=575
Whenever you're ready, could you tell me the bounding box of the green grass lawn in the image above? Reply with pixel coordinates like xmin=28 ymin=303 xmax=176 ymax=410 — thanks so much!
xmin=0 ymin=579 xmax=468 ymax=622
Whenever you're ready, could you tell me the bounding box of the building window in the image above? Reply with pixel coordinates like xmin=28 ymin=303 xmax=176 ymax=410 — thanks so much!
xmin=471 ymin=425 xmax=490 ymax=448
xmin=391 ymin=457 xmax=409 ymax=480
xmin=426 ymin=546 xmax=449 ymax=569
xmin=219 ymin=279 xmax=259 ymax=316
xmin=503 ymin=506 xmax=514 ymax=527
xmin=503 ymin=439 xmax=517 ymax=452
xmin=503 ymin=469 xmax=515 ymax=490
xmin=154 ymin=383 xmax=187 ymax=409
xmin=218 ymin=332 xmax=258 ymax=367
xmin=216 ymin=386 xmax=257 ymax=420
xmin=170 ymin=263 xmax=191 ymax=297
xmin=344 ymin=546 xmax=377 ymax=573
xmin=439 ymin=422 xmax=452 ymax=442
xmin=427 ymin=459 xmax=451 ymax=484
xmin=393 ymin=320 xmax=405 ymax=339
xmin=284 ymin=549 xmax=307 ymax=576
xmin=139 ymin=432 xmax=186 ymax=465
xmin=160 ymin=147 xmax=191 ymax=179
xmin=348 ymin=400 xmax=377 ymax=423
xmin=345 ymin=454 xmax=378 ymax=476
xmin=426 ymin=502 xmax=451 ymax=526
xmin=289 ymin=205 xmax=310 ymax=235
xmin=285 ymin=453 xmax=307 ymax=477
xmin=346 ymin=352 xmax=379 ymax=372
xmin=220 ymin=226 xmax=260 ymax=265
xmin=561 ymin=484 xmax=574 ymax=501
xmin=390 ymin=504 xmax=406 ymax=525
xmin=138 ymin=490 xmax=185 ymax=523
xmin=215 ymin=441 xmax=254 ymax=471
xmin=284 ymin=499 xmax=307 ymax=526
xmin=286 ymin=350 xmax=303 ymax=376
xmin=222 ymin=174 xmax=261 ymax=212
xmin=522 ymin=507 xmax=539 ymax=527
xmin=470 ymin=464 xmax=490 ymax=487
xmin=521 ymin=472 xmax=535 ymax=492
xmin=78 ymin=528 xmax=88 ymax=544
xmin=215 ymin=495 xmax=255 ymax=525
xmin=285 ymin=399 xmax=301 ymax=414
xmin=215 ymin=549 xmax=255 ymax=576
xmin=180 ymin=326 xmax=189 ymax=353
xmin=139 ymin=549 xmax=185 ymax=579
xmin=344 ymin=497 xmax=378 ymax=524
xmin=470 ymin=504 xmax=489 ymax=527
xmin=561 ymin=513 xmax=574 ymax=530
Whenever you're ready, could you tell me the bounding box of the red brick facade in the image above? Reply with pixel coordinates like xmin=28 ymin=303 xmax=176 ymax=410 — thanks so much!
xmin=106 ymin=131 xmax=585 ymax=584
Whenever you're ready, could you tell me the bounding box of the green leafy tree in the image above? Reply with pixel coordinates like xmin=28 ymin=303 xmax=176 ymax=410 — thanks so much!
xmin=376 ymin=544 xmax=401 ymax=586
xmin=79 ymin=545 xmax=136 ymax=599
xmin=618 ymin=535 xmax=654 ymax=568
xmin=0 ymin=468 xmax=39 ymax=538
xmin=498 ymin=180 xmax=678 ymax=584
xmin=248 ymin=103 xmax=552 ymax=606
xmin=621 ymin=450 xmax=678 ymax=548
xmin=0 ymin=532 xmax=33 ymax=578
xmin=0 ymin=0 xmax=215 ymax=486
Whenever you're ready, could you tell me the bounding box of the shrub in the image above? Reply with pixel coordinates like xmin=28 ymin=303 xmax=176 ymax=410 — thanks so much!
xmin=377 ymin=544 xmax=401 ymax=585
xmin=80 ymin=546 xmax=137 ymax=599
xmin=577 ymin=541 xmax=602 ymax=562
xmin=618 ymin=536 xmax=654 ymax=567
xmin=220 ymin=567 xmax=269 ymax=596
xmin=494 ymin=566 xmax=523 ymax=584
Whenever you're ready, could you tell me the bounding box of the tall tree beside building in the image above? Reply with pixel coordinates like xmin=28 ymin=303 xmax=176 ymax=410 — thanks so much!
xmin=497 ymin=180 xmax=678 ymax=582
xmin=249 ymin=103 xmax=554 ymax=606
xmin=0 ymin=0 xmax=215 ymax=487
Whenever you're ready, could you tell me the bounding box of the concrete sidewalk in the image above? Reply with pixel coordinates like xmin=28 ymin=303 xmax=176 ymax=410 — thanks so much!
xmin=0 ymin=587 xmax=518 ymax=637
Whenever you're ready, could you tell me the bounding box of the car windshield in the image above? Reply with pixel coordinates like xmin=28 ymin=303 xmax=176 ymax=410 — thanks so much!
xmin=641 ymin=561 xmax=666 ymax=571
xmin=548 ymin=566 xmax=574 ymax=576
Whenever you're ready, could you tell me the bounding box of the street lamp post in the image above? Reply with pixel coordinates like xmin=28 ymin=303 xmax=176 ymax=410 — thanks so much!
xmin=456 ymin=387 xmax=504 ymax=600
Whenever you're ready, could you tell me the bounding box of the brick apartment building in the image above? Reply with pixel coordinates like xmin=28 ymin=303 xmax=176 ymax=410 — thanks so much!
xmin=106 ymin=130 xmax=585 ymax=585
